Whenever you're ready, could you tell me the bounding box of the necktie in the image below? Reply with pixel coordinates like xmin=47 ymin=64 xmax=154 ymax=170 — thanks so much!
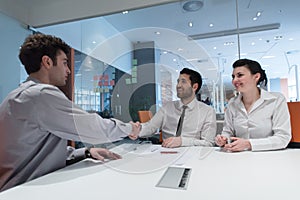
xmin=176 ymin=105 xmax=187 ymax=137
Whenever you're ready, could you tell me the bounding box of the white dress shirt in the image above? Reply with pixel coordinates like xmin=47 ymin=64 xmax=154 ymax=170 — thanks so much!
xmin=0 ymin=78 xmax=132 ymax=191
xmin=139 ymin=98 xmax=216 ymax=146
xmin=222 ymin=89 xmax=291 ymax=151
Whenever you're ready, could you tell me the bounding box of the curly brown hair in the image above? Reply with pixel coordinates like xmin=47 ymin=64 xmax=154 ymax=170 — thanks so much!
xmin=19 ymin=33 xmax=71 ymax=74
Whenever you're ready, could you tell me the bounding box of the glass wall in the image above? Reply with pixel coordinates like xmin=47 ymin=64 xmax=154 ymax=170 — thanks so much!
xmin=0 ymin=12 xmax=30 ymax=103
xmin=37 ymin=0 xmax=300 ymax=120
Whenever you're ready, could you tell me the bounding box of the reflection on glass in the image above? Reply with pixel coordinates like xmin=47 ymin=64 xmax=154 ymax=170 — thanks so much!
xmin=36 ymin=0 xmax=300 ymax=120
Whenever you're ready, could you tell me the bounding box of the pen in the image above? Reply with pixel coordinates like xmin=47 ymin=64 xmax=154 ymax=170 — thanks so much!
xmin=160 ymin=151 xmax=178 ymax=154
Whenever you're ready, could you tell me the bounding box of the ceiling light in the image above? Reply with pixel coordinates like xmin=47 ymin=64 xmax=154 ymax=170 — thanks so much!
xmin=252 ymin=17 xmax=258 ymax=21
xmin=188 ymin=22 xmax=193 ymax=27
xmin=224 ymin=42 xmax=234 ymax=46
xmin=209 ymin=23 xmax=214 ymax=27
xmin=189 ymin=23 xmax=280 ymax=40
xmin=182 ymin=0 xmax=204 ymax=12
xmin=262 ymin=55 xmax=275 ymax=59
xmin=286 ymin=50 xmax=300 ymax=55
xmin=155 ymin=31 xmax=161 ymax=35
xmin=122 ymin=11 xmax=129 ymax=14
xmin=274 ymin=35 xmax=283 ymax=40
xmin=256 ymin=11 xmax=262 ymax=17
xmin=186 ymin=58 xmax=199 ymax=61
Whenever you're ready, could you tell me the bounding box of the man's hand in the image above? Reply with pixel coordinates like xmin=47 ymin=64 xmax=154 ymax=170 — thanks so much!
xmin=128 ymin=121 xmax=140 ymax=140
xmin=89 ymin=148 xmax=121 ymax=161
xmin=162 ymin=136 xmax=182 ymax=148
xmin=215 ymin=134 xmax=228 ymax=147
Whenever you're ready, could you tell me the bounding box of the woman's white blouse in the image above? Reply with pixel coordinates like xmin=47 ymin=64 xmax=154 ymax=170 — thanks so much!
xmin=222 ymin=89 xmax=291 ymax=151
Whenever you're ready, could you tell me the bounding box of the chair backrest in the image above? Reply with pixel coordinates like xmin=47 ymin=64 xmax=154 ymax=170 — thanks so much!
xmin=138 ymin=110 xmax=153 ymax=123
xmin=137 ymin=110 xmax=163 ymax=143
xmin=287 ymin=102 xmax=300 ymax=143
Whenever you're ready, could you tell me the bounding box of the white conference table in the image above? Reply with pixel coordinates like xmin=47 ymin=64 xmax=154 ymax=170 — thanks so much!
xmin=1 ymin=143 xmax=300 ymax=200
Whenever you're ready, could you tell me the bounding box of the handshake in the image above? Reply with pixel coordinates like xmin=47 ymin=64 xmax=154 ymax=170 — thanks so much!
xmin=128 ymin=121 xmax=141 ymax=140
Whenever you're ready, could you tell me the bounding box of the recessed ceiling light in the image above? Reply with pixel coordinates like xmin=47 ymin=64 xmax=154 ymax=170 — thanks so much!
xmin=155 ymin=31 xmax=160 ymax=35
xmin=186 ymin=58 xmax=199 ymax=61
xmin=262 ymin=55 xmax=275 ymax=59
xmin=163 ymin=51 xmax=168 ymax=54
xmin=122 ymin=11 xmax=129 ymax=14
xmin=251 ymin=42 xmax=255 ymax=45
xmin=92 ymin=41 xmax=96 ymax=44
xmin=256 ymin=11 xmax=262 ymax=17
xmin=188 ymin=22 xmax=193 ymax=27
xmin=173 ymin=58 xmax=177 ymax=62
xmin=213 ymin=47 xmax=217 ymax=50
xmin=182 ymin=0 xmax=204 ymax=12
xmin=253 ymin=17 xmax=258 ymax=21
xmin=209 ymin=23 xmax=214 ymax=27
xmin=224 ymin=42 xmax=234 ymax=46
xmin=274 ymin=35 xmax=283 ymax=40
xmin=286 ymin=50 xmax=300 ymax=55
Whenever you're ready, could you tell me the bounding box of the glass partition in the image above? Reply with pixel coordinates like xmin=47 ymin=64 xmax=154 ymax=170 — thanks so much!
xmin=37 ymin=0 xmax=300 ymax=120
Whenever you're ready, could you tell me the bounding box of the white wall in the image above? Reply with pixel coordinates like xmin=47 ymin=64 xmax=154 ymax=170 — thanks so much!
xmin=0 ymin=12 xmax=30 ymax=102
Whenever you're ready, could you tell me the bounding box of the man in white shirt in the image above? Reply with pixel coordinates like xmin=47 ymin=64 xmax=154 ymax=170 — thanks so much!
xmin=130 ymin=68 xmax=216 ymax=148
xmin=0 ymin=34 xmax=139 ymax=191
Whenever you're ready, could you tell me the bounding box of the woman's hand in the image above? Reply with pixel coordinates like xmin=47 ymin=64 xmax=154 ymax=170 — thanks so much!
xmin=224 ymin=137 xmax=251 ymax=152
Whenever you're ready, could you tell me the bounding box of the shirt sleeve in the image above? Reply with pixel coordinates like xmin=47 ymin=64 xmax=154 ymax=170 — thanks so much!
xmin=221 ymin=102 xmax=235 ymax=139
xmin=181 ymin=107 xmax=216 ymax=147
xmin=249 ymin=95 xmax=291 ymax=151
xmin=139 ymin=108 xmax=165 ymax=137
xmin=35 ymin=86 xmax=132 ymax=144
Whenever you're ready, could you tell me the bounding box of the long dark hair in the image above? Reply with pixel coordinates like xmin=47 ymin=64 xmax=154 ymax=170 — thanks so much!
xmin=232 ymin=58 xmax=268 ymax=86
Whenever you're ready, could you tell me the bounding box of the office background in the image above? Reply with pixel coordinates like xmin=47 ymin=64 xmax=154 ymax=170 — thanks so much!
xmin=1 ymin=0 xmax=300 ymax=122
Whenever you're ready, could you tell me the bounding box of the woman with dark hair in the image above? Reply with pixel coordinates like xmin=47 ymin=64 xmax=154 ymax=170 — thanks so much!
xmin=215 ymin=58 xmax=291 ymax=152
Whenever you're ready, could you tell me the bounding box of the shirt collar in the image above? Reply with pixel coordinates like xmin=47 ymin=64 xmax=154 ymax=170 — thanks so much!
xmin=235 ymin=88 xmax=277 ymax=112
xmin=260 ymin=88 xmax=277 ymax=100
xmin=178 ymin=97 xmax=197 ymax=110
xmin=25 ymin=76 xmax=41 ymax=83
xmin=236 ymin=88 xmax=276 ymax=103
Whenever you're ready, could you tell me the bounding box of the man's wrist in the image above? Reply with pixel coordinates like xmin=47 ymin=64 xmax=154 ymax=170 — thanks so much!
xmin=85 ymin=147 xmax=92 ymax=158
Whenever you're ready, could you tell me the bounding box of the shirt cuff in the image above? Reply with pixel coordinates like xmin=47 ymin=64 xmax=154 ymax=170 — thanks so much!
xmin=181 ymin=137 xmax=193 ymax=146
xmin=111 ymin=118 xmax=132 ymax=135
